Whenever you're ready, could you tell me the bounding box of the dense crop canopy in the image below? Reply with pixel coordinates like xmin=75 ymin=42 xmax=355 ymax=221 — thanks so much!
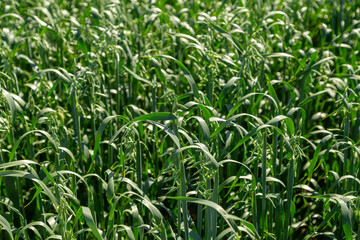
xmin=0 ymin=0 xmax=359 ymax=239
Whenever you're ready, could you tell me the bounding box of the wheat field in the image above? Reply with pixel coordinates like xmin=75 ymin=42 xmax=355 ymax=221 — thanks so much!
xmin=0 ymin=0 xmax=360 ymax=239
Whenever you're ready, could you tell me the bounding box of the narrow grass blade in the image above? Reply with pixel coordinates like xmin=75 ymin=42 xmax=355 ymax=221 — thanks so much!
xmin=82 ymin=206 xmax=106 ymax=240
xmin=0 ymin=215 xmax=14 ymax=240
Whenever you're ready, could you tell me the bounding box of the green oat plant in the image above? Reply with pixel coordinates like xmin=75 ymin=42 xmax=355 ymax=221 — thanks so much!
xmin=0 ymin=0 xmax=360 ymax=239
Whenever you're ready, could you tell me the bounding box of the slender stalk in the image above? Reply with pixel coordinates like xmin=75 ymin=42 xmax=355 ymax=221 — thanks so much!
xmin=284 ymin=155 xmax=295 ymax=240
xmin=136 ymin=139 xmax=144 ymax=240
xmin=270 ymin=124 xmax=278 ymax=233
xmin=206 ymin=65 xmax=213 ymax=105
xmin=70 ymin=89 xmax=82 ymax=170
xmin=212 ymin=169 xmax=219 ymax=238
xmin=180 ymin=160 xmax=189 ymax=240
xmin=261 ymin=131 xmax=267 ymax=234
xmin=343 ymin=110 xmax=350 ymax=191
xmin=205 ymin=177 xmax=212 ymax=240
xmin=152 ymin=81 xmax=158 ymax=175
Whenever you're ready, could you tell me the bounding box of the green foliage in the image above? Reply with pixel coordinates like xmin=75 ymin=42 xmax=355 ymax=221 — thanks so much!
xmin=0 ymin=0 xmax=359 ymax=239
